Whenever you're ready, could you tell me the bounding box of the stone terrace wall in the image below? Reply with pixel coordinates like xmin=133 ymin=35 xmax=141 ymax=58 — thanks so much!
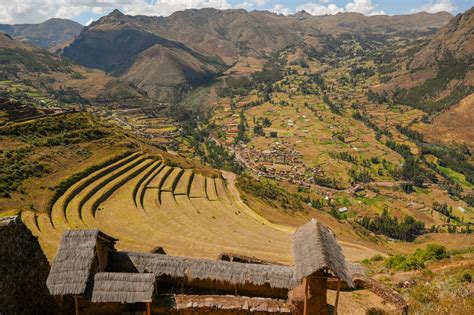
xmin=0 ymin=216 xmax=56 ymax=314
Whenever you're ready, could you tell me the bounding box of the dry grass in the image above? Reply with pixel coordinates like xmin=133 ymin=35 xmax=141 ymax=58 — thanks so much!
xmin=22 ymin=153 xmax=384 ymax=263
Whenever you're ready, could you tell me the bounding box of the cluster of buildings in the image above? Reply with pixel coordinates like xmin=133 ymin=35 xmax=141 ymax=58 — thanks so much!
xmin=40 ymin=219 xmax=362 ymax=314
xmin=234 ymin=141 xmax=329 ymax=190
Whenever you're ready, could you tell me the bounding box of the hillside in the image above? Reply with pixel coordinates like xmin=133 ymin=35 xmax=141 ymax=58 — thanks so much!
xmin=295 ymin=10 xmax=451 ymax=34
xmin=63 ymin=12 xmax=225 ymax=100
xmin=372 ymin=7 xmax=474 ymax=146
xmin=0 ymin=18 xmax=83 ymax=49
xmin=411 ymin=8 xmax=473 ymax=69
xmin=0 ymin=33 xmax=149 ymax=106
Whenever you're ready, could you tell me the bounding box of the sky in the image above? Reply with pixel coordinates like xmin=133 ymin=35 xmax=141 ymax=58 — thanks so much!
xmin=0 ymin=0 xmax=472 ymax=25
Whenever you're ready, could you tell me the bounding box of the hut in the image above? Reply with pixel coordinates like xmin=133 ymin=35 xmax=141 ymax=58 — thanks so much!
xmin=291 ymin=219 xmax=353 ymax=315
xmin=89 ymin=272 xmax=155 ymax=314
xmin=46 ymin=230 xmax=117 ymax=297
xmin=45 ymin=220 xmax=361 ymax=313
xmin=110 ymin=251 xmax=296 ymax=299
xmin=46 ymin=230 xmax=157 ymax=314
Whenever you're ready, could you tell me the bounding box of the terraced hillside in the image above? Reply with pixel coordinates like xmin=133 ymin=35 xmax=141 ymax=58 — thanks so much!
xmin=21 ymin=151 xmax=380 ymax=263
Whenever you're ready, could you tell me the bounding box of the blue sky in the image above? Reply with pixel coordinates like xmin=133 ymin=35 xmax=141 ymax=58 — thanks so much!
xmin=0 ymin=0 xmax=472 ymax=25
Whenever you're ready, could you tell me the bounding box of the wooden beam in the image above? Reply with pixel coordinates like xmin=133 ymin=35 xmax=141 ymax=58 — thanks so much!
xmin=74 ymin=296 xmax=80 ymax=315
xmin=303 ymin=277 xmax=308 ymax=315
xmin=146 ymin=302 xmax=151 ymax=315
xmin=334 ymin=279 xmax=341 ymax=315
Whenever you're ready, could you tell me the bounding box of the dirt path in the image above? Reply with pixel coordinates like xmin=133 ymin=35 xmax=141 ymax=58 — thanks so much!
xmin=221 ymin=171 xmax=383 ymax=261
xmin=386 ymin=256 xmax=474 ymax=284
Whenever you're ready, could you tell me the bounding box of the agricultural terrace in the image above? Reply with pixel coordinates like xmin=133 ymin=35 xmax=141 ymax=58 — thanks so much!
xmin=20 ymin=151 xmax=382 ymax=263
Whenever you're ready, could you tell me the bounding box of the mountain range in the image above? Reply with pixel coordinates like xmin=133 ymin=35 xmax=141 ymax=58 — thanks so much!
xmin=0 ymin=18 xmax=83 ymax=49
xmin=59 ymin=9 xmax=453 ymax=101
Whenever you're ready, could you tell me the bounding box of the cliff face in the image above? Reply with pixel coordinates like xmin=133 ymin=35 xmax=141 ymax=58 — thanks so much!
xmin=0 ymin=216 xmax=56 ymax=314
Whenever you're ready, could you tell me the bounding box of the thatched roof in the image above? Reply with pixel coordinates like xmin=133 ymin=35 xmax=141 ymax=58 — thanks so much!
xmin=47 ymin=229 xmax=116 ymax=296
xmin=113 ymin=252 xmax=297 ymax=290
xmin=291 ymin=219 xmax=353 ymax=287
xmin=89 ymin=272 xmax=155 ymax=303
xmin=149 ymin=246 xmax=166 ymax=254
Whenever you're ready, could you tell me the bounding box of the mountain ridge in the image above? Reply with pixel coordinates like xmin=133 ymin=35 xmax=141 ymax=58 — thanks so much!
xmin=0 ymin=18 xmax=83 ymax=49
xmin=61 ymin=8 xmax=453 ymax=102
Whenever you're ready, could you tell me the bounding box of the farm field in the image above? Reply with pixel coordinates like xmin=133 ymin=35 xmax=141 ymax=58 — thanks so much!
xmin=21 ymin=151 xmax=383 ymax=263
xmin=206 ymin=41 xmax=474 ymax=236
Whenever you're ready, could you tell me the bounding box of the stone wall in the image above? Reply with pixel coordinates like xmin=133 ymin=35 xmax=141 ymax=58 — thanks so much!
xmin=0 ymin=216 xmax=56 ymax=314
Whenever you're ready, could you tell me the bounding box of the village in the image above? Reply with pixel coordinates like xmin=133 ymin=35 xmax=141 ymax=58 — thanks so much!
xmin=233 ymin=140 xmax=328 ymax=189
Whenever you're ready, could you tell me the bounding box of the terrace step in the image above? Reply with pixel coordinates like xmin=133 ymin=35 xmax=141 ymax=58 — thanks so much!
xmin=174 ymin=169 xmax=193 ymax=195
xmin=65 ymin=155 xmax=146 ymax=229
xmin=189 ymin=173 xmax=207 ymax=198
xmin=51 ymin=152 xmax=141 ymax=231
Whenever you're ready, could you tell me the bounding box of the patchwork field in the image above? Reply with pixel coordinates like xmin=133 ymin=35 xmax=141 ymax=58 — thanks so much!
xmin=21 ymin=151 xmax=382 ymax=263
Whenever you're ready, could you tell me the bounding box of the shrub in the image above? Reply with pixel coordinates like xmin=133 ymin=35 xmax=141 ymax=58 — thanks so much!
xmin=385 ymin=244 xmax=449 ymax=271
xmin=237 ymin=175 xmax=303 ymax=210
xmin=366 ymin=307 xmax=388 ymax=315
xmin=358 ymin=208 xmax=425 ymax=241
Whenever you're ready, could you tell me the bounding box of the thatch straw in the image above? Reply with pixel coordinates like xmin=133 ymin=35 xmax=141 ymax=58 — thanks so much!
xmin=291 ymin=219 xmax=353 ymax=287
xmin=46 ymin=229 xmax=116 ymax=296
xmin=114 ymin=252 xmax=297 ymax=290
xmin=89 ymin=272 xmax=155 ymax=303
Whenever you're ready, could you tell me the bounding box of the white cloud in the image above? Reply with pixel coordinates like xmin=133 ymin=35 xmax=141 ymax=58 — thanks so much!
xmin=0 ymin=0 xmax=389 ymax=24
xmin=296 ymin=3 xmax=343 ymax=16
xmin=271 ymin=4 xmax=292 ymax=16
xmin=0 ymin=1 xmax=129 ymax=24
xmin=123 ymin=0 xmax=231 ymax=17
xmin=0 ymin=0 xmax=232 ymax=24
xmin=235 ymin=0 xmax=266 ymax=10
xmin=345 ymin=0 xmax=384 ymax=15
xmin=296 ymin=0 xmax=383 ymax=16
xmin=410 ymin=0 xmax=456 ymax=14
xmin=86 ymin=17 xmax=95 ymax=26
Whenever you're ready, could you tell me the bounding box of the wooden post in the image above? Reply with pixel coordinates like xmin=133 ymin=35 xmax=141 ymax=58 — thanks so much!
xmin=305 ymin=272 xmax=328 ymax=315
xmin=334 ymin=280 xmax=341 ymax=315
xmin=146 ymin=302 xmax=151 ymax=315
xmin=74 ymin=296 xmax=80 ymax=315
xmin=59 ymin=296 xmax=63 ymax=315
xmin=303 ymin=277 xmax=308 ymax=315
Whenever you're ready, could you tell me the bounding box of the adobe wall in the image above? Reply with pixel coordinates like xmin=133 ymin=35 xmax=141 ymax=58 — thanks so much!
xmin=0 ymin=216 xmax=56 ymax=314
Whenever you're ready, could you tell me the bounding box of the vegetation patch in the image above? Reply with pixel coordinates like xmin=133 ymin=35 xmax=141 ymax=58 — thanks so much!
xmin=358 ymin=208 xmax=425 ymax=241
xmin=237 ymin=175 xmax=303 ymax=210
xmin=385 ymin=244 xmax=449 ymax=271
xmin=394 ymin=57 xmax=474 ymax=113
xmin=0 ymin=147 xmax=48 ymax=197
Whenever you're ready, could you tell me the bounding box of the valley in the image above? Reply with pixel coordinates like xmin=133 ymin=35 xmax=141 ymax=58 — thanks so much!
xmin=0 ymin=5 xmax=473 ymax=314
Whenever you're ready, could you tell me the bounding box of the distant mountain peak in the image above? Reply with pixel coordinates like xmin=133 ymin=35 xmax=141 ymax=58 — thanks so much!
xmin=293 ymin=10 xmax=312 ymax=19
xmin=109 ymin=9 xmax=125 ymax=17
xmin=0 ymin=18 xmax=82 ymax=49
